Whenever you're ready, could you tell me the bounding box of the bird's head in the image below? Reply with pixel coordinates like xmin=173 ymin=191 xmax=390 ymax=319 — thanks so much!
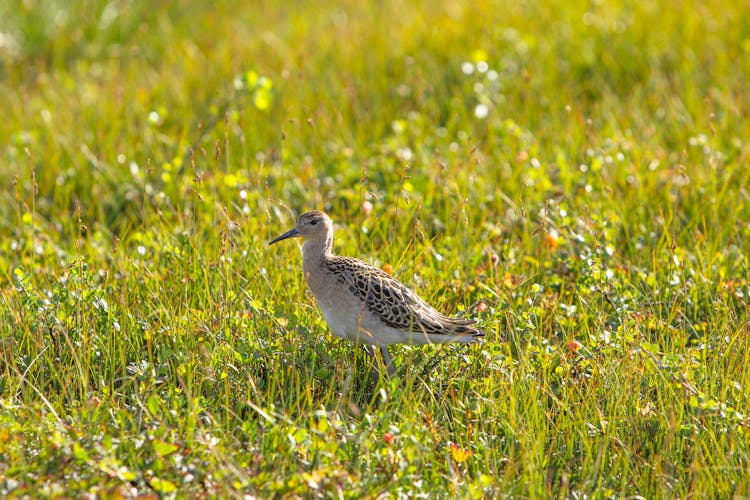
xmin=269 ymin=210 xmax=333 ymax=245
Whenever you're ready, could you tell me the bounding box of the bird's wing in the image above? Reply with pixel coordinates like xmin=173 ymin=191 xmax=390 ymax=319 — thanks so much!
xmin=329 ymin=256 xmax=478 ymax=335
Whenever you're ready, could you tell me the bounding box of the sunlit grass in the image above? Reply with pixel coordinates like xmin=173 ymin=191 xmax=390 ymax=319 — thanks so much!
xmin=1 ymin=0 xmax=749 ymax=496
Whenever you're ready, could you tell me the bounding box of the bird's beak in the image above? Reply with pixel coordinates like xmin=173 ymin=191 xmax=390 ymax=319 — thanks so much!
xmin=269 ymin=227 xmax=300 ymax=245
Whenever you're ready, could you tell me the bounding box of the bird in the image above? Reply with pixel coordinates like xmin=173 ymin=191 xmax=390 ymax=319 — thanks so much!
xmin=269 ymin=210 xmax=485 ymax=375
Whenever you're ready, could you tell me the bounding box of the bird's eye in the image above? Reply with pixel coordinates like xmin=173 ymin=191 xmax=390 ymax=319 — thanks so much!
xmin=310 ymin=219 xmax=318 ymax=226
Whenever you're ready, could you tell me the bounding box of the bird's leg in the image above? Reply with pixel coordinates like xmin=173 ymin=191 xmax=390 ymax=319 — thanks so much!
xmin=361 ymin=345 xmax=396 ymax=379
xmin=361 ymin=345 xmax=381 ymax=382
xmin=362 ymin=344 xmax=376 ymax=360
xmin=379 ymin=345 xmax=396 ymax=376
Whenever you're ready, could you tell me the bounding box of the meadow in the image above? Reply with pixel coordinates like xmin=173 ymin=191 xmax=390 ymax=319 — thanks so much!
xmin=1 ymin=0 xmax=749 ymax=497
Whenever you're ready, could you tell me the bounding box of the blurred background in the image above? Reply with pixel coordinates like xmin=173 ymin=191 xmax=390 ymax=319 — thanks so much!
xmin=2 ymin=0 xmax=747 ymax=239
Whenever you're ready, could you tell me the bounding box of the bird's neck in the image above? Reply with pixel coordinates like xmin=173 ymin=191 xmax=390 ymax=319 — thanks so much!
xmin=302 ymin=234 xmax=333 ymax=266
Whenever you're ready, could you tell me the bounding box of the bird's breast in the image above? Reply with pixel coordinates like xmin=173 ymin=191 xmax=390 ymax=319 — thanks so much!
xmin=303 ymin=270 xmax=378 ymax=344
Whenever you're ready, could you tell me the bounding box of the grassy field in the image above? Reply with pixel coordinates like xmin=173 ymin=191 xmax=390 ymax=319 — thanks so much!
xmin=1 ymin=0 xmax=749 ymax=497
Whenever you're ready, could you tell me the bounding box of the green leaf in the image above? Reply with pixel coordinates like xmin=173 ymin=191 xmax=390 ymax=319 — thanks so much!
xmin=73 ymin=441 xmax=90 ymax=463
xmin=641 ymin=342 xmax=660 ymax=354
xmin=153 ymin=438 xmax=179 ymax=457
xmin=150 ymin=477 xmax=177 ymax=493
xmin=147 ymin=395 xmax=160 ymax=416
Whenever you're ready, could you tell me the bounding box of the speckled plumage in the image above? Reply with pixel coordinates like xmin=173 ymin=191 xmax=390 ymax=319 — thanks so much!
xmin=269 ymin=211 xmax=485 ymax=351
xmin=327 ymin=255 xmax=480 ymax=338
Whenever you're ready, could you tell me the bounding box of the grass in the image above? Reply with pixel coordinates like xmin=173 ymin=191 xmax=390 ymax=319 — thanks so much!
xmin=1 ymin=0 xmax=749 ymax=496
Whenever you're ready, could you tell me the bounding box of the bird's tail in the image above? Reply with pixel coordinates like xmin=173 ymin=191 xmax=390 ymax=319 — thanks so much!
xmin=446 ymin=318 xmax=486 ymax=343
